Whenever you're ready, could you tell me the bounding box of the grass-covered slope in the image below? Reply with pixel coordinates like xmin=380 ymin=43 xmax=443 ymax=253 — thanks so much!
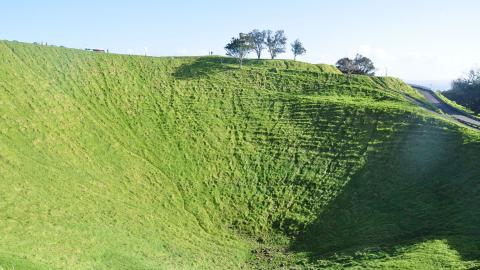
xmin=442 ymin=88 xmax=480 ymax=116
xmin=0 ymin=41 xmax=479 ymax=269
xmin=442 ymin=70 xmax=480 ymax=116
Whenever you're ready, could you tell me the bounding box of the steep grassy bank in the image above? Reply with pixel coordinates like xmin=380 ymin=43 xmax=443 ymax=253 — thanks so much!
xmin=443 ymin=81 xmax=480 ymax=115
xmin=0 ymin=41 xmax=479 ymax=269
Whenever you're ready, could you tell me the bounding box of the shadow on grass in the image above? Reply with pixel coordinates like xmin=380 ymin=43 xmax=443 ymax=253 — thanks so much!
xmin=172 ymin=57 xmax=323 ymax=80
xmin=172 ymin=57 xmax=238 ymax=80
xmin=290 ymin=121 xmax=480 ymax=264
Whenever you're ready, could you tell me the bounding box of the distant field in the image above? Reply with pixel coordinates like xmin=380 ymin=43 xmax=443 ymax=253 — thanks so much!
xmin=0 ymin=41 xmax=479 ymax=269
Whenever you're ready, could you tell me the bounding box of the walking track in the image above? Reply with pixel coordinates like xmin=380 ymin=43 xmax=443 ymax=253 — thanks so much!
xmin=409 ymin=84 xmax=480 ymax=130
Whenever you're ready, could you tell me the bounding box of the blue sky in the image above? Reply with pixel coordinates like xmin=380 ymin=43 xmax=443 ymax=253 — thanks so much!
xmin=2 ymin=0 xmax=480 ymax=89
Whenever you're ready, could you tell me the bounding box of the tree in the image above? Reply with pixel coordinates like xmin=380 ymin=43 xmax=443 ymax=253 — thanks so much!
xmin=335 ymin=57 xmax=355 ymax=76
xmin=291 ymin=39 xmax=306 ymax=61
xmin=266 ymin=30 xmax=287 ymax=59
xmin=353 ymin=54 xmax=376 ymax=76
xmin=249 ymin=29 xmax=267 ymax=59
xmin=225 ymin=33 xmax=254 ymax=68
xmin=459 ymin=68 xmax=480 ymax=85
xmin=336 ymin=54 xmax=376 ymax=76
xmin=450 ymin=68 xmax=480 ymax=95
xmin=444 ymin=67 xmax=480 ymax=114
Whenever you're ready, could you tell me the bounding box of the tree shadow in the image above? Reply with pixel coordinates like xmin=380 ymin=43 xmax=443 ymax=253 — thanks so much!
xmin=172 ymin=57 xmax=321 ymax=80
xmin=172 ymin=57 xmax=238 ymax=80
xmin=290 ymin=121 xmax=480 ymax=264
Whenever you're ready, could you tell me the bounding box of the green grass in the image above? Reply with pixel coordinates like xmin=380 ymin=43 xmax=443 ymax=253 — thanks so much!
xmin=0 ymin=40 xmax=479 ymax=269
xmin=436 ymin=91 xmax=480 ymax=117
xmin=443 ymin=84 xmax=480 ymax=115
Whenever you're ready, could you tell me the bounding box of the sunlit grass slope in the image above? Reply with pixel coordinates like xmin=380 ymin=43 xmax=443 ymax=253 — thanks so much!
xmin=0 ymin=41 xmax=479 ymax=269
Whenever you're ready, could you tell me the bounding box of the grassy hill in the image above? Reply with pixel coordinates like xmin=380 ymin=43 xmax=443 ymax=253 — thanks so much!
xmin=443 ymin=87 xmax=480 ymax=116
xmin=0 ymin=41 xmax=479 ymax=269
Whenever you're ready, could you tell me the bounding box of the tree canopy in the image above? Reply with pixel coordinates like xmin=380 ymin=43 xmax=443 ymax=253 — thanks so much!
xmin=266 ymin=30 xmax=287 ymax=59
xmin=443 ymin=68 xmax=480 ymax=114
xmin=452 ymin=68 xmax=480 ymax=89
xmin=249 ymin=30 xmax=267 ymax=60
xmin=224 ymin=33 xmax=254 ymax=68
xmin=291 ymin=39 xmax=306 ymax=60
xmin=336 ymin=54 xmax=376 ymax=76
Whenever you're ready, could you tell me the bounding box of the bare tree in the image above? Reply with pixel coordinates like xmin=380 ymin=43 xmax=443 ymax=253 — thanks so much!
xmin=265 ymin=30 xmax=287 ymax=59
